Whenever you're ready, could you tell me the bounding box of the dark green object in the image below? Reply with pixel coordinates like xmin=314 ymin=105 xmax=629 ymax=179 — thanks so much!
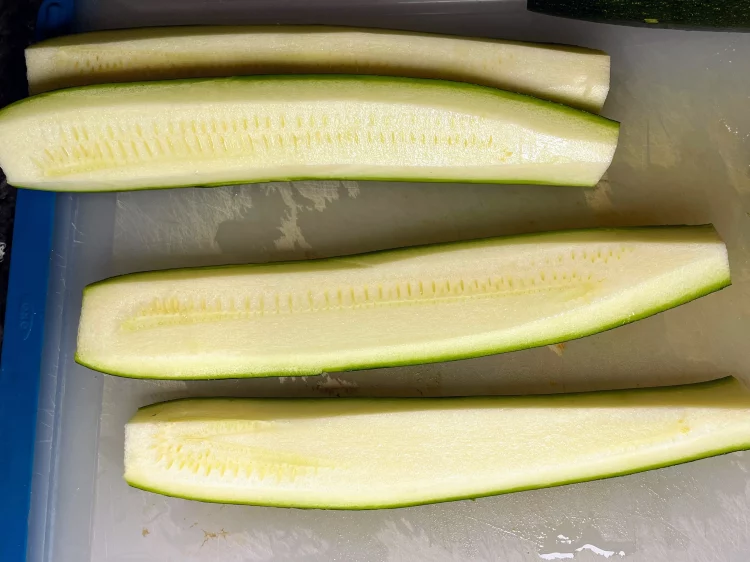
xmin=528 ymin=0 xmax=750 ymax=29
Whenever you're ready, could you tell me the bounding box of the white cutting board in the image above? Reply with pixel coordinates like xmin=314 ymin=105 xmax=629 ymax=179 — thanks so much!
xmin=28 ymin=1 xmax=750 ymax=561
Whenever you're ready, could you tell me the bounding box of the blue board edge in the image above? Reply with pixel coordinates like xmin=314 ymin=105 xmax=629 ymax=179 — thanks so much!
xmin=0 ymin=1 xmax=75 ymax=561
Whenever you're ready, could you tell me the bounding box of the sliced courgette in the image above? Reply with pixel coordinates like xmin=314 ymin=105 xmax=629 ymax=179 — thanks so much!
xmin=124 ymin=377 xmax=750 ymax=509
xmin=0 ymin=76 xmax=618 ymax=192
xmin=26 ymin=26 xmax=610 ymax=111
xmin=76 ymin=225 xmax=729 ymax=380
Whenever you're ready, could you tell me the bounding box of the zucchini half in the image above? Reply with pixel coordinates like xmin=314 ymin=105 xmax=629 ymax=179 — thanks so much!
xmin=26 ymin=26 xmax=610 ymax=111
xmin=0 ymin=76 xmax=618 ymax=192
xmin=76 ymin=225 xmax=729 ymax=380
xmin=125 ymin=377 xmax=750 ymax=509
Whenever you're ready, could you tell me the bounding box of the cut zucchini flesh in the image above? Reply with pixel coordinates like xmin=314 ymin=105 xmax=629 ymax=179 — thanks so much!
xmin=76 ymin=225 xmax=730 ymax=380
xmin=124 ymin=377 xmax=750 ymax=509
xmin=0 ymin=76 xmax=618 ymax=192
xmin=25 ymin=26 xmax=610 ymax=111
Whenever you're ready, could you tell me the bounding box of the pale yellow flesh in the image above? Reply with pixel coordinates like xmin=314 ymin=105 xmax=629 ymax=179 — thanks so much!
xmin=25 ymin=26 xmax=610 ymax=111
xmin=0 ymin=77 xmax=618 ymax=192
xmin=76 ymin=227 xmax=730 ymax=379
xmin=124 ymin=378 xmax=750 ymax=508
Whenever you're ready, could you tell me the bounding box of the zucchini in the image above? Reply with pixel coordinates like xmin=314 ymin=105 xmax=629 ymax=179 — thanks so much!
xmin=0 ymin=76 xmax=618 ymax=192
xmin=76 ymin=225 xmax=729 ymax=380
xmin=124 ymin=377 xmax=750 ymax=509
xmin=26 ymin=26 xmax=610 ymax=111
xmin=529 ymin=0 xmax=750 ymax=29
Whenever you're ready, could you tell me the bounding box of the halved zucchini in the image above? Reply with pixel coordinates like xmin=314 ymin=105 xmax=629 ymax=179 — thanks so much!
xmin=124 ymin=377 xmax=750 ymax=509
xmin=76 ymin=225 xmax=730 ymax=379
xmin=25 ymin=26 xmax=610 ymax=111
xmin=0 ymin=76 xmax=618 ymax=192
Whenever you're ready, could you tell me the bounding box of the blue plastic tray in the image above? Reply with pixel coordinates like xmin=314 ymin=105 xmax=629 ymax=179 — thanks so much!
xmin=0 ymin=1 xmax=75 ymax=560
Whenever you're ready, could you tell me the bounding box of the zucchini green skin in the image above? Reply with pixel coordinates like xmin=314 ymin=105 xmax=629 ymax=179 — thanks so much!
xmin=125 ymin=377 xmax=750 ymax=509
xmin=75 ymin=225 xmax=730 ymax=380
xmin=529 ymin=0 xmax=750 ymax=29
